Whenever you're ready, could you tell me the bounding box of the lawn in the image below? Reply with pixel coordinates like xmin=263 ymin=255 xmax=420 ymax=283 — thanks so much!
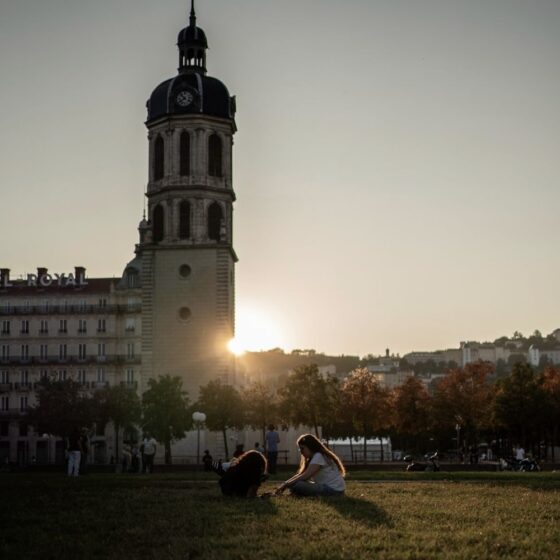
xmin=2 ymin=471 xmax=559 ymax=559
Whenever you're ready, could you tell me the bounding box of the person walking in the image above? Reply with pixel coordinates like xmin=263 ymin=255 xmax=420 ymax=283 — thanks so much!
xmin=265 ymin=425 xmax=280 ymax=475
xmin=141 ymin=434 xmax=157 ymax=474
xmin=66 ymin=428 xmax=83 ymax=477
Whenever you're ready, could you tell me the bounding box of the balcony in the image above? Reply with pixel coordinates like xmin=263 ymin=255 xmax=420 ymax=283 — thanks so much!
xmin=120 ymin=381 xmax=138 ymax=390
xmin=14 ymin=382 xmax=33 ymax=392
xmin=0 ymin=382 xmax=12 ymax=392
xmin=0 ymin=408 xmax=25 ymax=417
xmin=0 ymin=304 xmax=142 ymax=316
xmin=0 ymin=355 xmax=142 ymax=367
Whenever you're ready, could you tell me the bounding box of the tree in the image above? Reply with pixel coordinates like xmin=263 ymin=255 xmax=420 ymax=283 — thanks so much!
xmin=142 ymin=375 xmax=192 ymax=465
xmin=94 ymin=385 xmax=142 ymax=465
xmin=431 ymin=362 xmax=495 ymax=449
xmin=493 ymin=362 xmax=545 ymax=455
xmin=242 ymin=381 xmax=278 ymax=447
xmin=278 ymin=364 xmax=334 ymax=437
xmin=196 ymin=379 xmax=244 ymax=459
xmin=341 ymin=368 xmax=391 ymax=462
xmin=391 ymin=377 xmax=431 ymax=452
xmin=540 ymin=366 xmax=560 ymax=460
xmin=27 ymin=379 xmax=95 ymax=438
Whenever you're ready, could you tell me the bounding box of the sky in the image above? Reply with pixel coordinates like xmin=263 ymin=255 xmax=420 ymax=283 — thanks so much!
xmin=0 ymin=0 xmax=559 ymax=356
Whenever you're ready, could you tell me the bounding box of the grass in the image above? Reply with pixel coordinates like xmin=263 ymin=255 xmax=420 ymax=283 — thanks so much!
xmin=2 ymin=471 xmax=560 ymax=559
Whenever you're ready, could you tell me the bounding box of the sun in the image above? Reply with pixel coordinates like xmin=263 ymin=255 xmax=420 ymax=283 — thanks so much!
xmin=228 ymin=305 xmax=285 ymax=355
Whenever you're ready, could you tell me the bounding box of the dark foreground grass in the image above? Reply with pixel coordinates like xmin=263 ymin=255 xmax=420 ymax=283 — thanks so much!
xmin=2 ymin=472 xmax=560 ymax=559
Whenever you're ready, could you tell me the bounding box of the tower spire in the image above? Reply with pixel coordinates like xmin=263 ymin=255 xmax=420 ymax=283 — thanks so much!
xmin=189 ymin=0 xmax=196 ymax=27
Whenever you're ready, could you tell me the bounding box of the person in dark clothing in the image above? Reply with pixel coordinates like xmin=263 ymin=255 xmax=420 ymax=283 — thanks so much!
xmin=202 ymin=450 xmax=213 ymax=472
xmin=233 ymin=444 xmax=244 ymax=459
xmin=215 ymin=450 xmax=268 ymax=498
xmin=79 ymin=428 xmax=90 ymax=475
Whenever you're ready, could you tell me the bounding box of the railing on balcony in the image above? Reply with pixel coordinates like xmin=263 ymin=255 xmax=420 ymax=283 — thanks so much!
xmin=0 ymin=355 xmax=142 ymax=366
xmin=0 ymin=304 xmax=142 ymax=316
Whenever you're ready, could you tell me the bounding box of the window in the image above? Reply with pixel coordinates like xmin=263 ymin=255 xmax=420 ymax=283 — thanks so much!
xmin=97 ymin=368 xmax=106 ymax=383
xmin=20 ymin=320 xmax=29 ymax=335
xmin=97 ymin=344 xmax=106 ymax=359
xmin=39 ymin=369 xmax=48 ymax=381
xmin=98 ymin=298 xmax=107 ymax=309
xmin=78 ymin=344 xmax=87 ymax=361
xmin=58 ymin=344 xmax=67 ymax=361
xmin=20 ymin=396 xmax=28 ymax=412
xmin=154 ymin=136 xmax=164 ymax=180
xmin=127 ymin=271 xmax=139 ymax=289
xmin=59 ymin=319 xmax=67 ymax=334
xmin=127 ymin=298 xmax=138 ymax=311
xmin=42 ymin=300 xmax=50 ymax=313
xmin=58 ymin=370 xmax=67 ymax=381
xmin=179 ymin=201 xmax=191 ymax=240
xmin=19 ymin=422 xmax=28 ymax=437
xmin=78 ymin=300 xmax=87 ymax=312
xmin=153 ymin=204 xmax=164 ymax=243
xmin=40 ymin=320 xmax=48 ymax=334
xmin=97 ymin=319 xmax=106 ymax=333
xmin=0 ymin=371 xmax=9 ymax=384
xmin=127 ymin=343 xmax=135 ymax=359
xmin=1 ymin=345 xmax=10 ymax=362
xmin=77 ymin=369 xmax=87 ymax=384
xmin=1 ymin=396 xmax=8 ymax=411
xmin=180 ymin=131 xmax=190 ymax=176
xmin=1 ymin=320 xmax=10 ymax=335
xmin=208 ymin=134 xmax=223 ymax=177
xmin=78 ymin=319 xmax=87 ymax=334
xmin=125 ymin=318 xmax=135 ymax=332
xmin=126 ymin=369 xmax=135 ymax=385
xmin=20 ymin=371 xmax=29 ymax=384
xmin=0 ymin=421 xmax=8 ymax=436
xmin=40 ymin=345 xmax=48 ymax=361
xmin=21 ymin=345 xmax=29 ymax=361
xmin=208 ymin=202 xmax=223 ymax=241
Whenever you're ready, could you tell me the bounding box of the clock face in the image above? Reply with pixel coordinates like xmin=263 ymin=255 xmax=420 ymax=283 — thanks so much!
xmin=176 ymin=90 xmax=194 ymax=107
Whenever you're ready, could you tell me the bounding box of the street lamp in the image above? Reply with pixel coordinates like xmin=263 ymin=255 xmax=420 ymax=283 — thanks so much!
xmin=192 ymin=411 xmax=206 ymax=467
xmin=455 ymin=423 xmax=461 ymax=463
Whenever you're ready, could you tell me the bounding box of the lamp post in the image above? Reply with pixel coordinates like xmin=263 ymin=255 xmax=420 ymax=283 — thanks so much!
xmin=192 ymin=411 xmax=206 ymax=466
xmin=455 ymin=423 xmax=461 ymax=463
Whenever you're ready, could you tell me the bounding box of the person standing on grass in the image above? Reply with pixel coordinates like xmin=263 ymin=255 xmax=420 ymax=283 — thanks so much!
xmin=141 ymin=434 xmax=157 ymax=473
xmin=275 ymin=434 xmax=345 ymax=497
xmin=66 ymin=428 xmax=83 ymax=477
xmin=265 ymin=424 xmax=280 ymax=475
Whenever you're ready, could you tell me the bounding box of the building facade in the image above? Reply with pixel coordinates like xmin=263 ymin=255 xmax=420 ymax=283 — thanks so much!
xmin=0 ymin=3 xmax=238 ymax=465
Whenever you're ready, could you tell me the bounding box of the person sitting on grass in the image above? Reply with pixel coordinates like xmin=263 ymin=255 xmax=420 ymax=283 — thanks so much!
xmin=275 ymin=434 xmax=346 ymax=497
xmin=214 ymin=450 xmax=268 ymax=498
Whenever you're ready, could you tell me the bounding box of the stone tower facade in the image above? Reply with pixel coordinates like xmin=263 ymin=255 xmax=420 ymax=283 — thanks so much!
xmin=136 ymin=3 xmax=237 ymax=396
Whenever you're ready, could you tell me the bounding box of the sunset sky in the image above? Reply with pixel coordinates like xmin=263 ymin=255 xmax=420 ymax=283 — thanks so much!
xmin=0 ymin=0 xmax=559 ymax=356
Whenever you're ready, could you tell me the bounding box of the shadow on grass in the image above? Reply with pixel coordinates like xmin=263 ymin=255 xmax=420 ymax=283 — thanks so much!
xmin=321 ymin=493 xmax=393 ymax=529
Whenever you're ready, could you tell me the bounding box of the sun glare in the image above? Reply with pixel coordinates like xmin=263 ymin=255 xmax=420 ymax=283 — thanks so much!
xmin=229 ymin=305 xmax=285 ymax=354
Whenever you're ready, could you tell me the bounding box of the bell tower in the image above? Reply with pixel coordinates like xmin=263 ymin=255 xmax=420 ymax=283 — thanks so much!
xmin=137 ymin=1 xmax=237 ymax=396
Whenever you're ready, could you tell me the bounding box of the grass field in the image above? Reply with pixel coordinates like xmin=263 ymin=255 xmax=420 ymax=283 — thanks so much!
xmin=2 ymin=471 xmax=560 ymax=559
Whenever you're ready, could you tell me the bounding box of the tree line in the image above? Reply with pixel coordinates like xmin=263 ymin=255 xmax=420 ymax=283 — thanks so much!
xmin=27 ymin=361 xmax=560 ymax=463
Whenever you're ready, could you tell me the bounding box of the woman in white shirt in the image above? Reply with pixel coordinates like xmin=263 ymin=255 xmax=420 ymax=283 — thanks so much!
xmin=276 ymin=434 xmax=346 ymax=496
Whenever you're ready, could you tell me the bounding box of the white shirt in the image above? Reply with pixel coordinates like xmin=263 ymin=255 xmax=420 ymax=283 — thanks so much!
xmin=515 ymin=447 xmax=525 ymax=460
xmin=143 ymin=438 xmax=157 ymax=455
xmin=309 ymin=452 xmax=345 ymax=492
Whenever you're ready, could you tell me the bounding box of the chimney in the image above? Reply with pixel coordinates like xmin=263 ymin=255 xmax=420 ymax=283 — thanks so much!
xmin=37 ymin=267 xmax=48 ymax=280
xmin=0 ymin=268 xmax=10 ymax=287
xmin=385 ymin=348 xmax=390 ymax=358
xmin=75 ymin=266 xmax=86 ymax=284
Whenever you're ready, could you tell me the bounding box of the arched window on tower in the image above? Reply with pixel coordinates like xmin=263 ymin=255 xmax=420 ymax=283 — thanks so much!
xmin=153 ymin=204 xmax=165 ymax=243
xmin=208 ymin=202 xmax=223 ymax=241
xmin=154 ymin=136 xmax=164 ymax=181
xmin=179 ymin=201 xmax=191 ymax=240
xmin=180 ymin=132 xmax=190 ymax=176
xmin=208 ymin=134 xmax=223 ymax=178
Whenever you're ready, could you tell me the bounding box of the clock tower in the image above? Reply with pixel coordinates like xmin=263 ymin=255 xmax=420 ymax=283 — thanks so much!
xmin=136 ymin=1 xmax=237 ymax=396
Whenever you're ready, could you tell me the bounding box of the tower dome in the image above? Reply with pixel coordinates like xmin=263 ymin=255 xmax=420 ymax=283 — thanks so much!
xmin=146 ymin=0 xmax=236 ymax=123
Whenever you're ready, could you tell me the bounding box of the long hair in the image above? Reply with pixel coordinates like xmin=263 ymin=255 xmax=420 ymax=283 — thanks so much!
xmin=229 ymin=450 xmax=268 ymax=478
xmin=296 ymin=434 xmax=346 ymax=476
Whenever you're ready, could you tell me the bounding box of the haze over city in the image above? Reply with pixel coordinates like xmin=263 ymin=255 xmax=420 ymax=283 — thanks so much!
xmin=0 ymin=0 xmax=558 ymax=356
